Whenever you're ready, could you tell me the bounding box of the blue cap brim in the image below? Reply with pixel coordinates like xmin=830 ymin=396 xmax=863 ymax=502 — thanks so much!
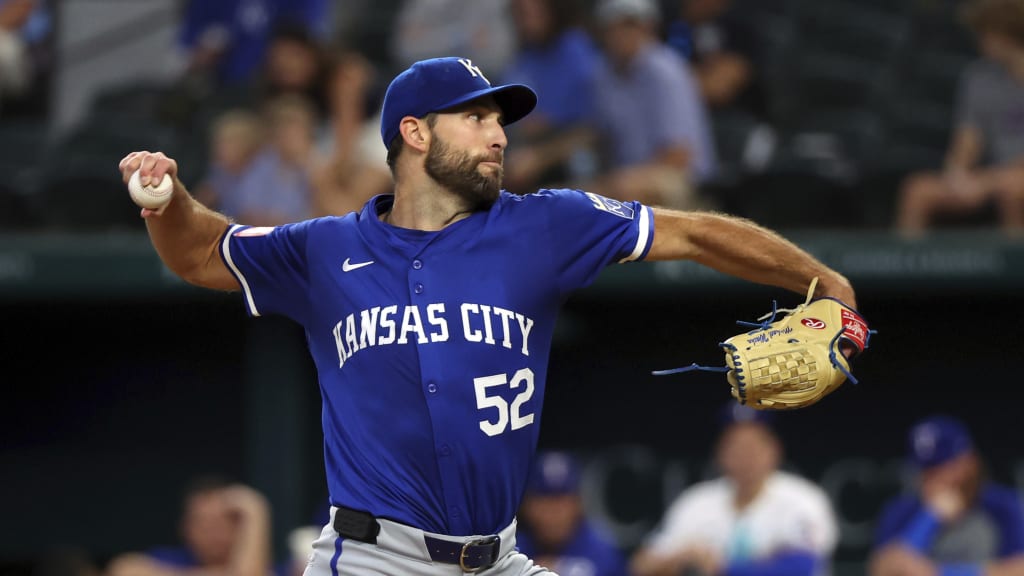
xmin=433 ymin=83 xmax=537 ymax=126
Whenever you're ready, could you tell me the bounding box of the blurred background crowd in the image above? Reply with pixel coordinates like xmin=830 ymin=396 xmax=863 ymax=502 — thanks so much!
xmin=3 ymin=0 xmax=1024 ymax=575
xmin=3 ymin=0 xmax=1024 ymax=234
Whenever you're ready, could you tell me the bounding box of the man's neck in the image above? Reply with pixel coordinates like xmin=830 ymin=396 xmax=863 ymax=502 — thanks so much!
xmin=733 ymin=475 xmax=770 ymax=511
xmin=386 ymin=179 xmax=477 ymax=231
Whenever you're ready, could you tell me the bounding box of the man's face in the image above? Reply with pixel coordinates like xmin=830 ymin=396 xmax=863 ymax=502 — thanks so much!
xmin=920 ymin=452 xmax=980 ymax=500
xmin=601 ymin=18 xmax=648 ymax=65
xmin=512 ymin=0 xmax=553 ymax=46
xmin=520 ymin=493 xmax=582 ymax=549
xmin=716 ymin=422 xmax=780 ymax=486
xmin=424 ymin=98 xmax=507 ymax=209
xmin=181 ymin=491 xmax=237 ymax=566
xmin=979 ymin=31 xmax=1023 ymax=65
xmin=267 ymin=38 xmax=319 ymax=90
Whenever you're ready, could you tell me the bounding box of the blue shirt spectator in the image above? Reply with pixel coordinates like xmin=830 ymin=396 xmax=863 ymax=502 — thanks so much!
xmin=584 ymin=0 xmax=717 ymax=209
xmin=516 ymin=451 xmax=629 ymax=576
xmin=500 ymin=0 xmax=602 ymax=193
xmin=869 ymin=415 xmax=1024 ymax=576
xmin=222 ymin=94 xmax=319 ymax=226
xmin=230 ymin=146 xmax=314 ymax=225
xmin=502 ymin=28 xmax=600 ymax=130
xmin=177 ymin=0 xmax=330 ymax=85
xmin=592 ymin=40 xmax=715 ymax=180
xmin=104 ymin=478 xmax=272 ymax=576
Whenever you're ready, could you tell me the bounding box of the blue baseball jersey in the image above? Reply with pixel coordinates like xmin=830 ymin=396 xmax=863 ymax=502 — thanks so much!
xmin=219 ymin=189 xmax=654 ymax=536
xmin=516 ymin=519 xmax=629 ymax=576
xmin=874 ymin=483 xmax=1024 ymax=561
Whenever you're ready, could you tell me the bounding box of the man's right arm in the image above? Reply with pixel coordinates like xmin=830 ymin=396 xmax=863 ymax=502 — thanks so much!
xmin=120 ymin=151 xmax=239 ymax=291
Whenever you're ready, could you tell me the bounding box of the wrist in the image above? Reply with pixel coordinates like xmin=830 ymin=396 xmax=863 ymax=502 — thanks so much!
xmin=817 ymin=274 xmax=856 ymax=308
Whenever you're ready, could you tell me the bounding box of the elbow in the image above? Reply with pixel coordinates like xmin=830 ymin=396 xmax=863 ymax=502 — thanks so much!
xmin=169 ymin=257 xmax=209 ymax=288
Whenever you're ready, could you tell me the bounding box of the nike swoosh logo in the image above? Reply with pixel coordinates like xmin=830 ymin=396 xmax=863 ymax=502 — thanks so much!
xmin=342 ymin=258 xmax=374 ymax=272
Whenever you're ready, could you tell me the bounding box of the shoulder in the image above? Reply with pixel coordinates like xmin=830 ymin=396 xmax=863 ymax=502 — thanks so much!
xmin=772 ymin=471 xmax=830 ymax=500
xmin=980 ymin=483 xmax=1024 ymax=515
xmin=767 ymin=472 xmax=834 ymax=516
xmin=579 ymin=518 xmax=622 ymax=548
xmin=576 ymin=521 xmax=627 ymax=563
xmin=641 ymin=44 xmax=690 ymax=79
xmin=876 ymin=493 xmax=922 ymax=527
xmin=561 ymin=29 xmax=601 ymax=60
xmin=671 ymin=478 xmax=730 ymax=510
xmin=500 ymin=188 xmax=584 ymax=207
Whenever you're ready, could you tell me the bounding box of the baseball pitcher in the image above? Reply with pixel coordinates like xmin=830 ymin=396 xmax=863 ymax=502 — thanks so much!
xmin=119 ymin=55 xmax=859 ymax=575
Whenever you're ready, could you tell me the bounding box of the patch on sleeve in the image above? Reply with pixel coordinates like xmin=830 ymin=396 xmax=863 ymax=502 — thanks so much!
xmin=234 ymin=226 xmax=276 ymax=237
xmin=585 ymin=192 xmax=635 ymax=220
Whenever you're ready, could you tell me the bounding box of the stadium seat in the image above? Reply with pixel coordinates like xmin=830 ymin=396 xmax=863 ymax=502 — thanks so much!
xmin=30 ymin=114 xmax=183 ymax=230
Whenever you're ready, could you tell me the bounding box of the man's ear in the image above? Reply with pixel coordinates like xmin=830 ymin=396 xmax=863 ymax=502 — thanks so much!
xmin=399 ymin=116 xmax=430 ymax=154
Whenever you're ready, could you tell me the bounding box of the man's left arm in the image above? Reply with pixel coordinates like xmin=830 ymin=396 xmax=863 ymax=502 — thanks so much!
xmin=646 ymin=208 xmax=856 ymax=306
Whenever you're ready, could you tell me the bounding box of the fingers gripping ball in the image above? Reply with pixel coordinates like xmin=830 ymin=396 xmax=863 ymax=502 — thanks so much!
xmin=128 ymin=169 xmax=174 ymax=210
xmin=721 ymin=279 xmax=871 ymax=410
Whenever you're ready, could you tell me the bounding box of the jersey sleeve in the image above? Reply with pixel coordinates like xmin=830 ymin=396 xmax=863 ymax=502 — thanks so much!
xmin=219 ymin=222 xmax=313 ymax=324
xmin=532 ymin=189 xmax=654 ymax=294
xmin=983 ymin=486 xmax=1024 ymax=557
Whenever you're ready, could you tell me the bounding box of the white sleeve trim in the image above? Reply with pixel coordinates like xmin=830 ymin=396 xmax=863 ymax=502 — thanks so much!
xmin=222 ymin=224 xmax=261 ymax=317
xmin=619 ymin=205 xmax=652 ymax=263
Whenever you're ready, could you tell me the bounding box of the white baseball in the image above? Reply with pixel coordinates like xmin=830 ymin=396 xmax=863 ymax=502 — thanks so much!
xmin=128 ymin=169 xmax=174 ymax=210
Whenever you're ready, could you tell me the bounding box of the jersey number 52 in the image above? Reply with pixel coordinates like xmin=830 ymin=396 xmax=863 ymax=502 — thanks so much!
xmin=474 ymin=368 xmax=536 ymax=437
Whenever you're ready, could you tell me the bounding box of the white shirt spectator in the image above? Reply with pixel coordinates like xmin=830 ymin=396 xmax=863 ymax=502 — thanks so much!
xmin=645 ymin=471 xmax=838 ymax=568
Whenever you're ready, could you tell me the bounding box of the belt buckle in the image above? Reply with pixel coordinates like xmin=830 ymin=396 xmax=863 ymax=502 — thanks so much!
xmin=458 ymin=536 xmax=499 ymax=573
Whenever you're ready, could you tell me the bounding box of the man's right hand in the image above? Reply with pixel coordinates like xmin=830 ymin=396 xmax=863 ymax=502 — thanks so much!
xmin=119 ymin=151 xmax=183 ymax=218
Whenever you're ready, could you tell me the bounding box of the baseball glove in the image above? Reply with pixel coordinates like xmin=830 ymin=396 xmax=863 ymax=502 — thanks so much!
xmin=654 ymin=278 xmax=872 ymax=410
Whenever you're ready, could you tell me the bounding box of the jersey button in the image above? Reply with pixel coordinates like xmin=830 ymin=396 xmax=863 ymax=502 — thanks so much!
xmin=439 ymin=444 xmax=451 ymax=456
xmin=427 ymin=382 xmax=437 ymax=394
xmin=412 ymin=259 xmax=423 ymax=270
xmin=413 ymin=282 xmax=424 ymax=294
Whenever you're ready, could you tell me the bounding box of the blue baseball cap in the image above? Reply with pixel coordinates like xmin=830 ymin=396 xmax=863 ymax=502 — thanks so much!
xmin=718 ymin=402 xmax=776 ymax=432
xmin=907 ymin=415 xmax=974 ymax=470
xmin=525 ymin=451 xmax=582 ymax=495
xmin=380 ymin=57 xmax=538 ymax=147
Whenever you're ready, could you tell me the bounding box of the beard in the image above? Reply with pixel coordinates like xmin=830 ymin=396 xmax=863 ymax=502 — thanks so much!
xmin=424 ymin=135 xmax=502 ymax=210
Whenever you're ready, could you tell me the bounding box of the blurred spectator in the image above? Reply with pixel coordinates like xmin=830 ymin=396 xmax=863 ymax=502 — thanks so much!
xmin=868 ymin=415 xmax=1024 ymax=576
xmin=630 ymin=404 xmax=838 ymax=576
xmin=311 ymin=50 xmax=391 ymax=217
xmin=664 ymin=0 xmax=763 ymax=115
xmin=586 ymin=0 xmax=717 ymax=208
xmin=278 ymin=499 xmax=330 ymax=576
xmin=253 ymin=22 xmax=331 ymax=121
xmin=895 ymin=0 xmax=1024 ymax=236
xmin=499 ymin=0 xmax=602 ymax=194
xmin=516 ymin=450 xmax=629 ymax=576
xmin=0 ymin=0 xmax=52 ymax=118
xmin=390 ymin=0 xmax=516 ymax=77
xmin=195 ymin=108 xmax=266 ymax=215
xmin=225 ymin=93 xmax=319 ymax=226
xmin=175 ymin=0 xmax=331 ymax=87
xmin=104 ymin=476 xmax=271 ymax=576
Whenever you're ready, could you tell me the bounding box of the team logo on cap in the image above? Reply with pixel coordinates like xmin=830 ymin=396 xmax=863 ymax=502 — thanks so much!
xmin=457 ymin=58 xmax=490 ymax=85
xmin=913 ymin=425 xmax=937 ymax=459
